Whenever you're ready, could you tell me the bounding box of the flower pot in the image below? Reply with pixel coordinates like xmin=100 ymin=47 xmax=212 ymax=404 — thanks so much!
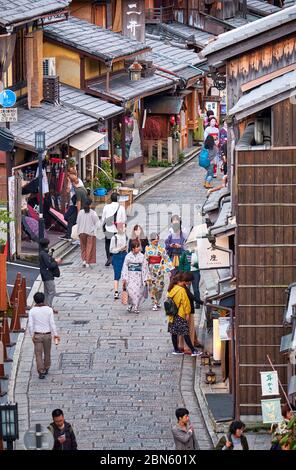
xmin=93 ymin=187 xmax=107 ymax=197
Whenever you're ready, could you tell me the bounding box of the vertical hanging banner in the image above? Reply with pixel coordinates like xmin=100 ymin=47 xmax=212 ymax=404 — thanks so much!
xmin=8 ymin=176 xmax=16 ymax=256
xmin=260 ymin=371 xmax=280 ymax=396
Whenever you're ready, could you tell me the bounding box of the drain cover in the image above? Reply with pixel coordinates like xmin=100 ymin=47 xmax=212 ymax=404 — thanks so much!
xmin=59 ymin=353 xmax=93 ymax=370
xmin=72 ymin=320 xmax=90 ymax=325
xmin=98 ymin=338 xmax=128 ymax=349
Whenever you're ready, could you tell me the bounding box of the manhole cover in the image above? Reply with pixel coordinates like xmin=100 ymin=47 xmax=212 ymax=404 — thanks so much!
xmin=72 ymin=320 xmax=90 ymax=325
xmin=98 ymin=338 xmax=128 ymax=349
xmin=59 ymin=353 xmax=93 ymax=370
xmin=55 ymin=292 xmax=82 ymax=298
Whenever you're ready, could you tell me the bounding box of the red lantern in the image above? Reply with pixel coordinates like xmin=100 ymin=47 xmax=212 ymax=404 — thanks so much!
xmin=169 ymin=115 xmax=175 ymax=125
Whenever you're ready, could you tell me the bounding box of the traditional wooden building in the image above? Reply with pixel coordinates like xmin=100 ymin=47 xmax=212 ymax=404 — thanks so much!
xmin=0 ymin=0 xmax=71 ymax=203
xmin=202 ymin=5 xmax=296 ymax=418
xmin=43 ymin=15 xmax=203 ymax=177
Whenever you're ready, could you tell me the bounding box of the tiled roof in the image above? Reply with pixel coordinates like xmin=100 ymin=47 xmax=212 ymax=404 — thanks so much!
xmin=202 ymin=5 xmax=296 ymax=57
xmin=202 ymin=187 xmax=230 ymax=215
xmin=247 ymin=0 xmax=280 ymax=15
xmin=158 ymin=22 xmax=214 ymax=48
xmin=44 ymin=16 xmax=150 ymax=62
xmin=88 ymin=72 xmax=178 ymax=103
xmin=0 ymin=0 xmax=70 ymax=26
xmin=60 ymin=84 xmax=124 ymax=120
xmin=229 ymin=69 xmax=296 ymax=120
xmin=146 ymin=38 xmax=204 ymax=66
xmin=8 ymin=102 xmax=97 ymax=151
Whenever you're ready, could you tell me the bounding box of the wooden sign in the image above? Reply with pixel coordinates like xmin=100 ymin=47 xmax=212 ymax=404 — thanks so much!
xmin=261 ymin=398 xmax=282 ymax=424
xmin=197 ymin=236 xmax=230 ymax=270
xmin=122 ymin=0 xmax=145 ymax=43
xmin=260 ymin=371 xmax=280 ymax=396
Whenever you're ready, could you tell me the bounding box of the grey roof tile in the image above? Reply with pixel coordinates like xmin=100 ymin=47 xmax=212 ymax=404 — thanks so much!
xmin=146 ymin=38 xmax=204 ymax=66
xmin=247 ymin=0 xmax=280 ymax=15
xmin=202 ymin=187 xmax=230 ymax=215
xmin=88 ymin=72 xmax=178 ymax=102
xmin=159 ymin=22 xmax=214 ymax=48
xmin=60 ymin=84 xmax=123 ymax=119
xmin=8 ymin=102 xmax=97 ymax=150
xmin=44 ymin=16 xmax=150 ymax=61
xmin=202 ymin=5 xmax=296 ymax=57
xmin=229 ymin=69 xmax=296 ymax=119
xmin=0 ymin=0 xmax=70 ymax=26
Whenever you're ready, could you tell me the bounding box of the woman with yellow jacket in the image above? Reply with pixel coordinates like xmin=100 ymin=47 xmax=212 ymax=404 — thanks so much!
xmin=167 ymin=273 xmax=200 ymax=356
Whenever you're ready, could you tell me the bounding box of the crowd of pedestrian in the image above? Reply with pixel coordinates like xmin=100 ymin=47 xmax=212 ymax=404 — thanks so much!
xmin=200 ymin=110 xmax=228 ymax=190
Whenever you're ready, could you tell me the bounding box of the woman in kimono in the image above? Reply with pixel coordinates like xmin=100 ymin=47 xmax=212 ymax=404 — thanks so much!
xmin=122 ymin=240 xmax=149 ymax=314
xmin=165 ymin=215 xmax=187 ymax=272
xmin=145 ymin=233 xmax=174 ymax=311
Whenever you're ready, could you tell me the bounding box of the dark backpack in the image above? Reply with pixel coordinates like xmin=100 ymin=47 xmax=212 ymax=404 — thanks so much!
xmin=164 ymin=294 xmax=178 ymax=316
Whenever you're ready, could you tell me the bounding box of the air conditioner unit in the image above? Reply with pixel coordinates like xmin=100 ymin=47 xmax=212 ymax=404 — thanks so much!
xmin=43 ymin=57 xmax=56 ymax=77
xmin=254 ymin=118 xmax=271 ymax=145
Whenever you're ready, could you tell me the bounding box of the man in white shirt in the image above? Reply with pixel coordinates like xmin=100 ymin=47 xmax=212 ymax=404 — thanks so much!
xmin=101 ymin=192 xmax=126 ymax=266
xmin=28 ymin=292 xmax=60 ymax=379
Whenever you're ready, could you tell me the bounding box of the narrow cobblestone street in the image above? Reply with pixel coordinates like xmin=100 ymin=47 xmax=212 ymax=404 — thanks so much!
xmin=15 ymin=159 xmax=212 ymax=450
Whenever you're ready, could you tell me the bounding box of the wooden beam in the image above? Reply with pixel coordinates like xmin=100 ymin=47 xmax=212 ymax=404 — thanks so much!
xmin=241 ymin=62 xmax=296 ymax=93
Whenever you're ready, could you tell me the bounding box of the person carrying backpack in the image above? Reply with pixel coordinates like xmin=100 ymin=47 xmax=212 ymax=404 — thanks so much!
xmin=166 ymin=273 xmax=200 ymax=356
xmin=199 ymin=135 xmax=217 ymax=189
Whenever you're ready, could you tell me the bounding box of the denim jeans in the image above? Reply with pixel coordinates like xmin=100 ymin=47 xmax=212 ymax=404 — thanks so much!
xmin=205 ymin=164 xmax=214 ymax=183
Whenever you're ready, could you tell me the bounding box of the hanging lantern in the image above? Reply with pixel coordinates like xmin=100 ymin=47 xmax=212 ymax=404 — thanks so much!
xmin=176 ymin=114 xmax=180 ymax=125
xmin=169 ymin=115 xmax=175 ymax=126
xmin=129 ymin=61 xmax=143 ymax=81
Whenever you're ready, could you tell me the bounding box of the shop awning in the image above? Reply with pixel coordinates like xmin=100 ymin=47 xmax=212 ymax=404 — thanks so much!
xmin=145 ymin=96 xmax=184 ymax=115
xmin=284 ymin=283 xmax=296 ymax=324
xmin=185 ymin=223 xmax=208 ymax=247
xmin=202 ymin=187 xmax=230 ymax=217
xmin=69 ymin=130 xmax=105 ymax=158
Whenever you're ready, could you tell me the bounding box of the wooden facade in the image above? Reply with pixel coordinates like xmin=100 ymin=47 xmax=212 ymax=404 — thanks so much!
xmin=235 ymin=144 xmax=296 ymax=415
xmin=227 ymin=35 xmax=296 ymax=109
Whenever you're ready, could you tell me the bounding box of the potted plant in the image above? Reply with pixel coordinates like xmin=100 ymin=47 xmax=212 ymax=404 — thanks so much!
xmin=0 ymin=208 xmax=13 ymax=254
xmin=92 ymin=161 xmax=117 ymax=201
xmin=113 ymin=130 xmax=122 ymax=157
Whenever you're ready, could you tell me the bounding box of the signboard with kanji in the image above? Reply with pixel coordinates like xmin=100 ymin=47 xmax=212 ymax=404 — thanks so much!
xmin=122 ymin=0 xmax=145 ymax=42
xmin=260 ymin=371 xmax=280 ymax=396
xmin=0 ymin=108 xmax=17 ymax=122
xmin=261 ymin=398 xmax=282 ymax=424
xmin=197 ymin=236 xmax=230 ymax=269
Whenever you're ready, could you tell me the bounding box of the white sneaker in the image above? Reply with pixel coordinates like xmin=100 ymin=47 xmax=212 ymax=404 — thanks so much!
xmin=82 ymin=261 xmax=86 ymax=267
xmin=191 ymin=350 xmax=202 ymax=357
xmin=172 ymin=350 xmax=184 ymax=355
xmin=127 ymin=305 xmax=132 ymax=312
xmin=152 ymin=304 xmax=158 ymax=311
xmin=85 ymin=263 xmax=90 ymax=268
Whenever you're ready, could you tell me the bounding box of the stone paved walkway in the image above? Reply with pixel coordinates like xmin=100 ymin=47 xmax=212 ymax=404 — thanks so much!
xmin=15 ymin=158 xmax=206 ymax=450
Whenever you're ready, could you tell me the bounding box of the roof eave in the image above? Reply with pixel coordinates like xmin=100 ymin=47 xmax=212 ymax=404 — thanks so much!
xmin=229 ymin=88 xmax=293 ymax=121
xmin=1 ymin=6 xmax=70 ymax=28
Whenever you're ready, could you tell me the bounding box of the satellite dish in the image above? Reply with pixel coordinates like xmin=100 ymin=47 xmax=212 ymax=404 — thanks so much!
xmin=23 ymin=424 xmax=54 ymax=450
